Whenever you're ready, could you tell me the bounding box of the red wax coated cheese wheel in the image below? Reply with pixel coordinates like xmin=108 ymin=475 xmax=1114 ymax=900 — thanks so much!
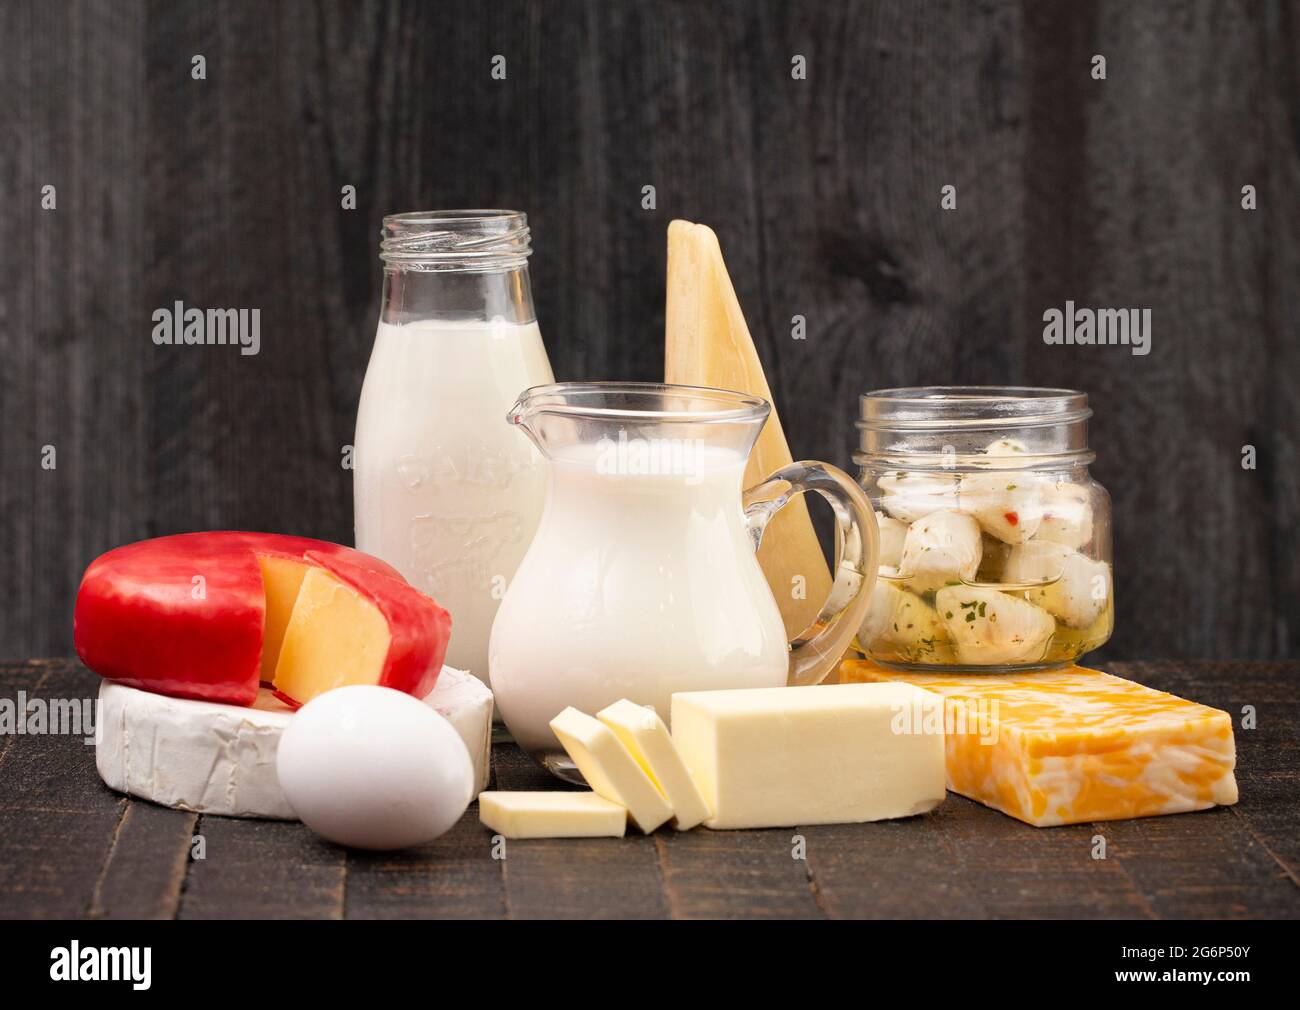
xmin=74 ymin=532 xmax=451 ymax=707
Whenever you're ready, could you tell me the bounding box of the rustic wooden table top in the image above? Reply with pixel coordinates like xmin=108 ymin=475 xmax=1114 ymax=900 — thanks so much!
xmin=1 ymin=658 xmax=1296 ymax=920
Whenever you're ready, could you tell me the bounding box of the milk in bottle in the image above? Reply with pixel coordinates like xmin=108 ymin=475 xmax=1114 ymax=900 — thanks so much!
xmin=354 ymin=212 xmax=553 ymax=683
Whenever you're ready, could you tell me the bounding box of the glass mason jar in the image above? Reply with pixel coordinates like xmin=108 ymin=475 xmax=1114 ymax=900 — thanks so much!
xmin=353 ymin=211 xmax=555 ymax=685
xmin=852 ymin=387 xmax=1112 ymax=672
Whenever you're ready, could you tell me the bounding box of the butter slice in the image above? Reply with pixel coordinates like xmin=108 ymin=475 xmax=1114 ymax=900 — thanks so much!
xmin=550 ymin=708 xmax=673 ymax=833
xmin=671 ymin=684 xmax=946 ymax=830
xmin=841 ymin=661 xmax=1239 ymax=827
xmin=597 ymin=699 xmax=711 ymax=830
xmin=479 ymin=792 xmax=626 ymax=839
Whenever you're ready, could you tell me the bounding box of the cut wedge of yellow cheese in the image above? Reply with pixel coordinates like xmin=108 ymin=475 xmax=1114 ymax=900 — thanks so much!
xmin=256 ymin=555 xmax=311 ymax=680
xmin=665 ymin=219 xmax=831 ymax=638
xmin=273 ymin=567 xmax=393 ymax=703
xmin=839 ymin=660 xmax=1239 ymax=827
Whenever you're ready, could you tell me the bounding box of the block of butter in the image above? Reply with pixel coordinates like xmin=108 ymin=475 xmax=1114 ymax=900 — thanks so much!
xmin=550 ymin=707 xmax=673 ymax=833
xmin=840 ymin=661 xmax=1240 ymax=827
xmin=479 ymin=792 xmax=627 ymax=839
xmin=670 ymin=683 xmax=946 ymax=829
xmin=597 ymin=699 xmax=711 ymax=830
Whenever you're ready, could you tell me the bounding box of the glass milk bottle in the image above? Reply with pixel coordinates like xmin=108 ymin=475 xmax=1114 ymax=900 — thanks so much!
xmin=354 ymin=211 xmax=554 ymax=684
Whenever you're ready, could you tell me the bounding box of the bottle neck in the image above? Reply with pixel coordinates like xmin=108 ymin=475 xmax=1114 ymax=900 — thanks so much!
xmin=380 ymin=265 xmax=536 ymax=326
xmin=378 ymin=209 xmax=536 ymax=325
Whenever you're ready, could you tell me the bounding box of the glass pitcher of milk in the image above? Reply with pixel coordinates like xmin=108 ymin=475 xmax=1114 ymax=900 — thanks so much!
xmin=489 ymin=382 xmax=880 ymax=778
xmin=354 ymin=211 xmax=554 ymax=684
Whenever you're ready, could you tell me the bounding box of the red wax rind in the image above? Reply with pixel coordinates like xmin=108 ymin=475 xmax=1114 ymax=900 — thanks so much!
xmin=73 ymin=532 xmax=447 ymax=706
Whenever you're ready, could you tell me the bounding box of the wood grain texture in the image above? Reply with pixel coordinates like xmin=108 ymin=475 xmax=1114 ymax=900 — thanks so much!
xmin=89 ymin=803 xmax=196 ymax=919
xmin=1 ymin=658 xmax=1296 ymax=919
xmin=0 ymin=660 xmax=126 ymax=918
xmin=0 ymin=1 xmax=1295 ymax=660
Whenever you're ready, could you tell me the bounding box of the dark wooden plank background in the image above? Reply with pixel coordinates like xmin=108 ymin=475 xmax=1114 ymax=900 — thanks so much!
xmin=0 ymin=658 xmax=1295 ymax=919
xmin=0 ymin=0 xmax=1296 ymax=660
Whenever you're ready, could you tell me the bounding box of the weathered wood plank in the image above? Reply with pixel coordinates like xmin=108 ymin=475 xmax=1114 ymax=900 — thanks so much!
xmin=0 ymin=660 xmax=123 ymax=917
xmin=0 ymin=0 xmax=148 ymax=661
xmin=1122 ymin=659 xmax=1300 ymax=882
xmin=1099 ymin=809 xmax=1299 ymax=920
xmin=655 ymin=826 xmax=823 ymax=919
xmin=489 ymin=737 xmax=669 ymax=919
xmin=1020 ymin=0 xmax=1300 ymax=661
xmin=0 ymin=659 xmax=1297 ymax=919
xmin=344 ymin=805 xmax=506 ymax=919
xmin=177 ymin=816 xmax=346 ymax=920
xmin=89 ymin=802 xmax=196 ymax=919
xmin=499 ymin=833 xmax=670 ymax=920
xmin=0 ymin=804 xmax=125 ymax=919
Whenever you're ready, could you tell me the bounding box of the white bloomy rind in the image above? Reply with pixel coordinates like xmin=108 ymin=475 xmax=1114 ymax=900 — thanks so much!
xmin=95 ymin=666 xmax=492 ymax=819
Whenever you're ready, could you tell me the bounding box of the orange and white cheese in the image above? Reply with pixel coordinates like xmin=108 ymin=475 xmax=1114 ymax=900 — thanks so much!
xmin=839 ymin=660 xmax=1239 ymax=827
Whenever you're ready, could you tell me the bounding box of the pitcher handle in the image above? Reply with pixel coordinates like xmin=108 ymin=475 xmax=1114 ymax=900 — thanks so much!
xmin=742 ymin=461 xmax=879 ymax=687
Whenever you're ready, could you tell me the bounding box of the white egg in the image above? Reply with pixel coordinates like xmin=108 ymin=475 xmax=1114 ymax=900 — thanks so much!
xmin=277 ymin=685 xmax=474 ymax=851
xmin=897 ymin=509 xmax=983 ymax=593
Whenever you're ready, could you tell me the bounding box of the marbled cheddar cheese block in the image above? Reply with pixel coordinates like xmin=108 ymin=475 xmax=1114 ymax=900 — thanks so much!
xmin=839 ymin=660 xmax=1239 ymax=827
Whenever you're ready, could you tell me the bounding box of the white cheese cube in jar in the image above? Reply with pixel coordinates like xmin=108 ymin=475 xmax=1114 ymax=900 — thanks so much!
xmin=854 ymin=387 xmax=1112 ymax=671
xmin=858 ymin=581 xmax=949 ymax=664
xmin=1035 ymin=482 xmax=1095 ymax=549
xmin=875 ymin=511 xmax=908 ymax=570
xmin=1003 ymin=539 xmax=1111 ymax=629
xmin=935 ymin=585 xmax=1055 ymax=666
xmin=877 ymin=472 xmax=961 ymax=523
xmin=897 ymin=509 xmax=982 ymax=594
xmin=958 ymin=472 xmax=1046 ymax=544
xmin=983 ymin=437 xmax=1029 ymax=460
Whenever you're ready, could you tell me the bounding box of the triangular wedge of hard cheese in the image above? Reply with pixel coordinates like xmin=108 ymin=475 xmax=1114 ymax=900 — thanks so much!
xmin=665 ymin=219 xmax=831 ymax=638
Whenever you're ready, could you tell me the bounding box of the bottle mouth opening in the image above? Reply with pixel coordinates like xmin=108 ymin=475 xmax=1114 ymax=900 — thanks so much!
xmin=380 ymin=210 xmax=531 ymax=271
xmin=855 ymin=386 xmax=1093 ymax=469
xmin=859 ymin=385 xmax=1091 ymax=431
